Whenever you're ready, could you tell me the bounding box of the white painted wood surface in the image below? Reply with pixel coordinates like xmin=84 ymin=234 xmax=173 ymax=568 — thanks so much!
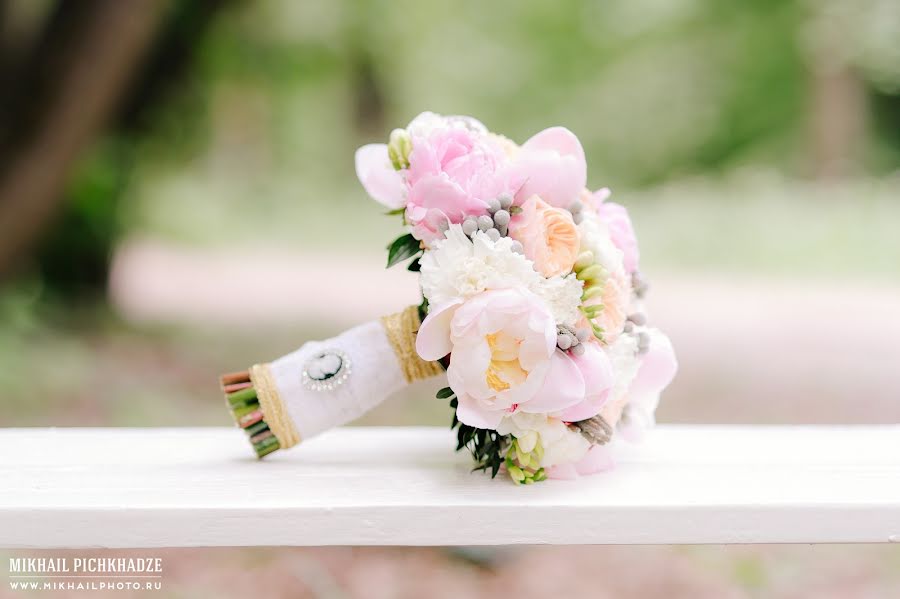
xmin=1 ymin=426 xmax=898 ymax=548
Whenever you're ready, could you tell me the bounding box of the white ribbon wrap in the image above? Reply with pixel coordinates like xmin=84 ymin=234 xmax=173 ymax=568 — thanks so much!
xmin=270 ymin=319 xmax=409 ymax=441
xmin=236 ymin=306 xmax=444 ymax=453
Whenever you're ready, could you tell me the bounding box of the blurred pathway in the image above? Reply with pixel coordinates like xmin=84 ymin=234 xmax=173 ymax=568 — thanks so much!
xmin=111 ymin=238 xmax=900 ymax=425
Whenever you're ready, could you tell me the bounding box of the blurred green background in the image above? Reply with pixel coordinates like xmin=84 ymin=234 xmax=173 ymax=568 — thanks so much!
xmin=1 ymin=0 xmax=899 ymax=597
xmin=2 ymin=0 xmax=899 ymax=426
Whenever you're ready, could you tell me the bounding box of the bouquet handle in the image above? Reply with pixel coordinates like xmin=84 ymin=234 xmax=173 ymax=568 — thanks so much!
xmin=221 ymin=305 xmax=443 ymax=457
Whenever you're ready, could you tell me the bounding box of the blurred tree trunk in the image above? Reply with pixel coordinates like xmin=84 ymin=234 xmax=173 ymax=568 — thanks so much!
xmin=348 ymin=0 xmax=386 ymax=137
xmin=807 ymin=14 xmax=867 ymax=180
xmin=0 ymin=0 xmax=166 ymax=281
xmin=809 ymin=59 xmax=866 ymax=179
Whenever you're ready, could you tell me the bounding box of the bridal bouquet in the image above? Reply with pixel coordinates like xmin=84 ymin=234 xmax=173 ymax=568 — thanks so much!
xmin=354 ymin=112 xmax=677 ymax=483
xmin=222 ymin=112 xmax=675 ymax=485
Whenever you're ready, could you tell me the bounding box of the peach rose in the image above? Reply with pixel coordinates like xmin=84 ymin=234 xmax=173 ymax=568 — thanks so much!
xmin=580 ymin=270 xmax=630 ymax=343
xmin=508 ymin=196 xmax=580 ymax=277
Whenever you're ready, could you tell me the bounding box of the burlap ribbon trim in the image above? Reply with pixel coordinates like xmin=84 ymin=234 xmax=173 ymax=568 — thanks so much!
xmin=380 ymin=305 xmax=444 ymax=383
xmin=249 ymin=363 xmax=301 ymax=449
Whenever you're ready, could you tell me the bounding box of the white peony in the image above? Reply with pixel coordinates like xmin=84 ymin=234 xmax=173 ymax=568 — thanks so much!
xmin=420 ymin=226 xmax=584 ymax=328
xmin=596 ymin=332 xmax=643 ymax=431
xmin=497 ymin=412 xmax=591 ymax=469
xmin=604 ymin=332 xmax=641 ymax=405
xmin=406 ymin=111 xmax=488 ymax=138
xmin=531 ymin=273 xmax=583 ymax=327
xmin=419 ymin=225 xmax=541 ymax=305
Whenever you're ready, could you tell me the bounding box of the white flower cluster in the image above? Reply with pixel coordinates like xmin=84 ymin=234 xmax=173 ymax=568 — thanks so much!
xmin=419 ymin=225 xmax=538 ymax=304
xmin=420 ymin=225 xmax=584 ymax=327
xmin=496 ymin=412 xmax=591 ymax=469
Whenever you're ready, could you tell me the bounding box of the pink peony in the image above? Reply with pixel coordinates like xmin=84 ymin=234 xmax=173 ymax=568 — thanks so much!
xmin=416 ymin=288 xmax=609 ymax=429
xmin=354 ymin=144 xmax=406 ymax=210
xmin=617 ymin=330 xmax=678 ymax=442
xmin=405 ymin=126 xmax=510 ymax=243
xmin=510 ymin=127 xmax=587 ymax=209
xmin=356 ymin=119 xmax=592 ymax=244
xmin=597 ymin=197 xmax=640 ymax=274
xmin=556 ymin=341 xmax=614 ymax=422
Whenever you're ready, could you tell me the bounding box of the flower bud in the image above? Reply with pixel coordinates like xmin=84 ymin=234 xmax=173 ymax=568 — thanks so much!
xmin=387 ymin=128 xmax=412 ymax=170
xmin=576 ymin=264 xmax=604 ymax=282
xmin=505 ymin=438 xmax=546 ymax=485
xmin=581 ymin=284 xmax=604 ymax=301
xmin=581 ymin=304 xmax=604 ymax=319
xmin=574 ymin=251 xmax=594 ymax=270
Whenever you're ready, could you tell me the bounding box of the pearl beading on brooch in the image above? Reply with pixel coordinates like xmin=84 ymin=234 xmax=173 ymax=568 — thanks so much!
xmin=302 ymin=349 xmax=352 ymax=392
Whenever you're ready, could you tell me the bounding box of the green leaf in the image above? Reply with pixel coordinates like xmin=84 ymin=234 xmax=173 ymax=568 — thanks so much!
xmin=386 ymin=233 xmax=420 ymax=268
xmin=436 ymin=387 xmax=455 ymax=399
xmin=384 ymin=207 xmax=405 ymax=216
xmin=407 ymin=257 xmax=421 ymax=272
xmin=417 ymin=296 xmax=429 ymax=322
xmin=456 ymin=427 xmax=467 ymax=451
xmin=450 ymin=412 xmax=508 ymax=478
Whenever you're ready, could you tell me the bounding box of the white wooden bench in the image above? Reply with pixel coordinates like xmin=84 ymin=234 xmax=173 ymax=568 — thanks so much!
xmin=1 ymin=426 xmax=898 ymax=548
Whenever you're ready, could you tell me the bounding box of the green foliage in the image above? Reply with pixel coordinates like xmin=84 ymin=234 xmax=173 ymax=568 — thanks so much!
xmin=438 ymin=387 xmax=506 ymax=478
xmin=386 ymin=233 xmax=421 ymax=268
xmin=115 ymin=0 xmax=900 ymax=255
xmin=417 ymin=296 xmax=429 ymax=323
xmin=17 ymin=0 xmax=900 ymax=298
xmin=34 ymin=140 xmax=129 ymax=298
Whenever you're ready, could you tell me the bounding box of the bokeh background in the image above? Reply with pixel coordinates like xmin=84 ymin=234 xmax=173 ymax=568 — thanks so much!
xmin=1 ymin=0 xmax=899 ymax=597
